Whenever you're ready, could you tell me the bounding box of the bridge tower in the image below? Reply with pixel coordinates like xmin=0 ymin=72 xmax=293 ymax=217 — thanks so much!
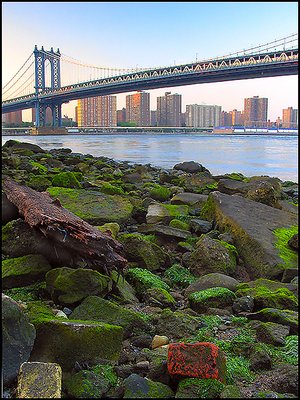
xmin=33 ymin=45 xmax=62 ymax=127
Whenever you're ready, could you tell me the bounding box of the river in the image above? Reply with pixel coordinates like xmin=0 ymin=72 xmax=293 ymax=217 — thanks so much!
xmin=2 ymin=133 xmax=298 ymax=182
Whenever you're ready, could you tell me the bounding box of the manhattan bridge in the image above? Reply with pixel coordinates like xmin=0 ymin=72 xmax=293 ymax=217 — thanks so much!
xmin=2 ymin=33 xmax=298 ymax=128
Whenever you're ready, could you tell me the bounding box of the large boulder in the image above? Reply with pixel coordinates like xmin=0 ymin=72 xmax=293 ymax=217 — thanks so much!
xmin=123 ymin=373 xmax=174 ymax=398
xmin=29 ymin=319 xmax=123 ymax=371
xmin=201 ymin=191 xmax=298 ymax=279
xmin=155 ymin=308 xmax=200 ymax=340
xmin=188 ymin=287 xmax=236 ymax=313
xmin=146 ymin=203 xmax=189 ymax=224
xmin=70 ymin=295 xmax=150 ymax=337
xmin=170 ymin=192 xmax=208 ymax=206
xmin=2 ymin=254 xmax=52 ymax=289
xmin=45 ymin=267 xmax=112 ymax=304
xmin=2 ymin=294 xmax=36 ymax=386
xmin=47 ymin=187 xmax=134 ymax=225
xmin=173 ymin=161 xmax=210 ymax=174
xmin=246 ymin=308 xmax=298 ymax=334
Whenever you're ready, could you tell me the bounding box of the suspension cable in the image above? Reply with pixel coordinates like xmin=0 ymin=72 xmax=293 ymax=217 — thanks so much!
xmin=2 ymin=60 xmax=35 ymax=96
xmin=2 ymin=53 xmax=34 ymax=89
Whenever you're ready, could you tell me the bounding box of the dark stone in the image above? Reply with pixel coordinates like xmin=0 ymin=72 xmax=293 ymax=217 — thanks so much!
xmin=3 ymin=140 xmax=46 ymax=153
xmin=2 ymin=294 xmax=36 ymax=386
xmin=190 ymin=219 xmax=213 ymax=234
xmin=2 ymin=193 xmax=20 ymax=225
xmin=288 ymin=233 xmax=298 ymax=250
xmin=249 ymin=347 xmax=272 ymax=371
xmin=130 ymin=334 xmax=153 ymax=348
xmin=173 ymin=161 xmax=209 ymax=174
xmin=232 ymin=296 xmax=255 ymax=314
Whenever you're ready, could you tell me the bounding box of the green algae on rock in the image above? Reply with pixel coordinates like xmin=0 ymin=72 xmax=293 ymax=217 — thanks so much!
xmin=125 ymin=268 xmax=170 ymax=296
xmin=2 ymin=254 xmax=52 ymax=289
xmin=188 ymin=287 xmax=237 ymax=313
xmin=45 ymin=267 xmax=112 ymax=304
xmin=272 ymin=225 xmax=298 ymax=270
xmin=175 ymin=377 xmax=225 ymax=398
xmin=47 ymin=187 xmax=134 ymax=225
xmin=51 ymin=171 xmax=82 ymax=189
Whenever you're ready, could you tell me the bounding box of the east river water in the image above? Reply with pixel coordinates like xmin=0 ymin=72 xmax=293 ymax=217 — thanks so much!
xmin=2 ymin=133 xmax=298 ymax=182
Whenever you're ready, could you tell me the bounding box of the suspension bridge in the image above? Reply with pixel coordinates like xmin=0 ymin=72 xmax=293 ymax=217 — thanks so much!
xmin=2 ymin=33 xmax=298 ymax=129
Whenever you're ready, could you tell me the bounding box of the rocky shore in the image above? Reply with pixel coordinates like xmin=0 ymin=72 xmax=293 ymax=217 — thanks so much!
xmin=2 ymin=139 xmax=298 ymax=398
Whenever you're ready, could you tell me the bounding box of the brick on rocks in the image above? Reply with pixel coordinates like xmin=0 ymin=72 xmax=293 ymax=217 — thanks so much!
xmin=167 ymin=342 xmax=226 ymax=383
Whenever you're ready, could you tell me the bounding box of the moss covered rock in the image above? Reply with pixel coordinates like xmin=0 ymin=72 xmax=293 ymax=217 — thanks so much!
xmin=149 ymin=184 xmax=172 ymax=202
xmin=47 ymin=187 xmax=134 ymax=225
xmin=27 ymin=175 xmax=52 ymax=191
xmin=2 ymin=254 xmax=52 ymax=289
xmin=96 ymin=222 xmax=120 ymax=239
xmin=119 ymin=233 xmax=170 ymax=271
xmin=70 ymin=295 xmax=150 ymax=337
xmin=255 ymin=321 xmax=290 ymax=346
xmin=247 ymin=308 xmax=298 ymax=334
xmin=186 ymin=235 xmax=237 ymax=277
xmin=146 ymin=203 xmax=189 ymax=224
xmin=45 ymin=267 xmax=112 ymax=304
xmin=29 ymin=319 xmax=123 ymax=370
xmin=169 ymin=219 xmax=190 ymax=231
xmin=144 ymin=287 xmax=176 ymax=308
xmin=156 ymin=308 xmax=200 ymax=339
xmin=64 ymin=364 xmax=119 ymax=398
xmin=51 ymin=171 xmax=82 ymax=188
xmin=184 ymin=273 xmax=239 ymax=297
xmin=123 ymin=373 xmax=174 ymax=398
xmin=110 ymin=270 xmax=139 ymax=304
xmin=125 ymin=268 xmax=170 ymax=297
xmin=164 ymin=264 xmax=197 ymax=288
xmin=189 ymin=287 xmax=236 ymax=313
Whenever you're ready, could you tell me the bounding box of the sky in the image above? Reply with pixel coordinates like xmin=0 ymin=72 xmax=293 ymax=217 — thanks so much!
xmin=2 ymin=1 xmax=298 ymax=122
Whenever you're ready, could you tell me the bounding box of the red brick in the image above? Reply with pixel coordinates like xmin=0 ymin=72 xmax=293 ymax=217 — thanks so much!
xmin=167 ymin=342 xmax=226 ymax=383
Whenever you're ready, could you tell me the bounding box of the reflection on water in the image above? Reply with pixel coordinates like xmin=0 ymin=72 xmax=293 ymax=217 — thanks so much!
xmin=2 ymin=134 xmax=298 ymax=182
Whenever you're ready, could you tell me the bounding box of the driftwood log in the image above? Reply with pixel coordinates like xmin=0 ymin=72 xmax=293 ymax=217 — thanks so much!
xmin=3 ymin=177 xmax=127 ymax=275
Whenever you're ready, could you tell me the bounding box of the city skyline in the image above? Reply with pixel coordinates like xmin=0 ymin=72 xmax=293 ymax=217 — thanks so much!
xmin=2 ymin=2 xmax=298 ymax=121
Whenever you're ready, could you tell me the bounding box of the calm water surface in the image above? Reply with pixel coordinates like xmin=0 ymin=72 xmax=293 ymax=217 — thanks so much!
xmin=2 ymin=133 xmax=298 ymax=182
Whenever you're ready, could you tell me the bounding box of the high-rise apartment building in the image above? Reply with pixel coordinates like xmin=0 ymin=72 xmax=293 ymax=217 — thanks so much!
xmin=244 ymin=96 xmax=268 ymax=127
xmin=230 ymin=109 xmax=244 ymax=126
xmin=186 ymin=104 xmax=221 ymax=128
xmin=157 ymin=92 xmax=182 ymax=127
xmin=126 ymin=91 xmax=150 ymax=126
xmin=77 ymin=96 xmax=117 ymax=127
xmin=150 ymin=110 xmax=157 ymax=126
xmin=2 ymin=110 xmax=23 ymax=126
xmin=117 ymin=108 xmax=126 ymax=125
xmin=282 ymin=107 xmax=298 ymax=128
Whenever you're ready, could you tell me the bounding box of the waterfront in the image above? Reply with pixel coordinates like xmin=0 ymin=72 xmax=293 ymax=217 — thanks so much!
xmin=2 ymin=133 xmax=298 ymax=182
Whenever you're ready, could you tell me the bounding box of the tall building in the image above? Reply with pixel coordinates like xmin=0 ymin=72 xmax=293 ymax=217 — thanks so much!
xmin=244 ymin=96 xmax=268 ymax=127
xmin=126 ymin=91 xmax=150 ymax=126
xmin=186 ymin=104 xmax=221 ymax=128
xmin=157 ymin=92 xmax=182 ymax=127
xmin=150 ymin=110 xmax=157 ymax=126
xmin=220 ymin=111 xmax=232 ymax=126
xmin=117 ymin=108 xmax=126 ymax=125
xmin=77 ymin=96 xmax=117 ymax=127
xmin=2 ymin=110 xmax=22 ymax=126
xmin=230 ymin=109 xmax=244 ymax=126
xmin=282 ymin=107 xmax=298 ymax=128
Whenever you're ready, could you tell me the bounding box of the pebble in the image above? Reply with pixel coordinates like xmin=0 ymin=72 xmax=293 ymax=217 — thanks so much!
xmin=151 ymin=335 xmax=169 ymax=349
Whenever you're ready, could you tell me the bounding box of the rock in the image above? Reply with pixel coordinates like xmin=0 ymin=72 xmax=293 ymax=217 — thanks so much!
xmin=3 ymin=140 xmax=46 ymax=153
xmin=201 ymin=191 xmax=298 ymax=279
xmin=219 ymin=384 xmax=242 ymax=398
xmin=2 ymin=294 xmax=36 ymax=386
xmin=232 ymin=296 xmax=255 ymax=314
xmin=29 ymin=319 xmax=123 ymax=371
xmin=249 ymin=346 xmax=272 ymax=371
xmin=125 ymin=268 xmax=170 ymax=298
xmin=110 ymin=270 xmax=139 ymax=304
xmin=146 ymin=203 xmax=189 ymax=224
xmin=288 ymin=233 xmax=298 ymax=250
xmin=140 ymin=347 xmax=171 ymax=385
xmin=97 ymin=222 xmax=120 ymax=239
xmin=281 ymin=268 xmax=298 ymax=283
xmin=189 ymin=218 xmax=213 ymax=234
xmin=64 ymin=364 xmax=118 ymax=398
xmin=131 ymin=334 xmax=153 ymax=348
xmin=45 ymin=267 xmax=112 ymax=304
xmin=47 ymin=187 xmax=134 ymax=225
xmin=2 ymin=192 xmax=19 ymax=225
xmin=235 ymin=278 xmax=298 ymax=296
xmin=70 ymin=295 xmax=150 ymax=338
xmin=152 ymin=335 xmax=169 ymax=349
xmin=17 ymin=362 xmax=62 ymax=398
xmin=257 ymin=364 xmax=298 ymax=396
xmin=119 ymin=233 xmax=170 ymax=271
xmin=188 ymin=287 xmax=236 ymax=313
xmin=167 ymin=342 xmax=226 ymax=383
xmin=155 ymin=308 xmax=200 ymax=340
xmin=2 ymin=254 xmax=52 ymax=289
xmin=217 ymin=178 xmax=250 ymax=196
xmin=170 ymin=192 xmax=208 ymax=206
xmin=245 ymin=177 xmax=282 ymax=207
xmin=173 ymin=161 xmax=209 ymax=174
xmin=246 ymin=308 xmax=298 ymax=334
xmin=255 ymin=321 xmax=290 ymax=346
xmin=175 ymin=377 xmax=225 ymax=398
xmin=184 ymin=273 xmax=240 ymax=297
xmin=185 ymin=235 xmax=237 ymax=277
xmin=54 ymin=310 xmax=68 ymax=319
xmin=123 ymin=373 xmax=174 ymax=398
xmin=138 ymin=223 xmax=192 ymax=240
xmin=144 ymin=287 xmax=176 ymax=308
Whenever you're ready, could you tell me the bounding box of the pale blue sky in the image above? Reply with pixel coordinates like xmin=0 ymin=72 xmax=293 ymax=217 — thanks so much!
xmin=2 ymin=1 xmax=298 ymax=121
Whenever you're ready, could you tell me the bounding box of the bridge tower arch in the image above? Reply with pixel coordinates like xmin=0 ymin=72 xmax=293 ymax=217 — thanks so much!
xmin=33 ymin=45 xmax=62 ymax=127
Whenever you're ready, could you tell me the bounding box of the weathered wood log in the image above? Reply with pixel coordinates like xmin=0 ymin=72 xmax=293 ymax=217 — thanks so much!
xmin=3 ymin=177 xmax=127 ymax=275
